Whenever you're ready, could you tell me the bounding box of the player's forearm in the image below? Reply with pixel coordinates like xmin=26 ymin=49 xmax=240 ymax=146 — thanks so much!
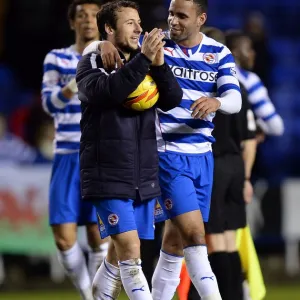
xmin=42 ymin=78 xmax=77 ymax=113
xmin=256 ymin=115 xmax=284 ymax=136
xmin=42 ymin=89 xmax=69 ymax=115
xmin=216 ymin=89 xmax=242 ymax=114
xmin=242 ymin=139 xmax=257 ymax=179
xmin=83 ymin=40 xmax=101 ymax=55
xmin=61 ymin=78 xmax=78 ymax=100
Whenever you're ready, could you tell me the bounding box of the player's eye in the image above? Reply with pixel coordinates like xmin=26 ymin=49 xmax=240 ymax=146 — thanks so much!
xmin=178 ymin=14 xmax=187 ymax=19
xmin=77 ymin=13 xmax=85 ymax=19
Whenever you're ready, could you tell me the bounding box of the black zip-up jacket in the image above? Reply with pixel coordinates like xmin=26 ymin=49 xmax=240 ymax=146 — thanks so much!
xmin=76 ymin=49 xmax=183 ymax=201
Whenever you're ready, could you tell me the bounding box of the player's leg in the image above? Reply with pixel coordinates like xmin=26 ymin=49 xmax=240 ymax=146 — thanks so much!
xmin=223 ymin=155 xmax=247 ymax=300
xmin=151 ymin=175 xmax=185 ymax=300
xmin=82 ymin=199 xmax=109 ymax=280
xmin=203 ymin=155 xmax=233 ymax=300
xmin=163 ymin=152 xmax=221 ymax=300
xmin=92 ymin=241 xmax=122 ymax=300
xmin=49 ymin=153 xmax=92 ymax=299
xmin=92 ymin=198 xmax=153 ymax=300
xmin=172 ymin=211 xmax=221 ymax=300
xmin=85 ymin=223 xmax=109 ymax=280
xmin=52 ymin=224 xmax=92 ymax=300
xmin=153 ymin=152 xmax=219 ymax=300
xmin=204 ymin=232 xmax=231 ymax=300
xmin=116 ymin=197 xmax=156 ymax=299
xmin=141 ymin=201 xmax=165 ymax=288
xmin=225 ymin=230 xmax=244 ymax=300
xmin=152 ymin=220 xmax=184 ymax=300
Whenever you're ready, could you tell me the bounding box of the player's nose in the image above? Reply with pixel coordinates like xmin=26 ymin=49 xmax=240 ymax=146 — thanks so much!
xmin=85 ymin=13 xmax=94 ymax=23
xmin=135 ymin=23 xmax=142 ymax=33
xmin=169 ymin=16 xmax=179 ymax=25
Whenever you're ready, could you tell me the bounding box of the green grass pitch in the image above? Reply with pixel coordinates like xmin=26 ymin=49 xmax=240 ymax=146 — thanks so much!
xmin=1 ymin=285 xmax=300 ymax=300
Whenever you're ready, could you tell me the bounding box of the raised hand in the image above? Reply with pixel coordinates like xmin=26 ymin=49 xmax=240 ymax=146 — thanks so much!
xmin=152 ymin=42 xmax=165 ymax=67
xmin=99 ymin=41 xmax=123 ymax=70
xmin=141 ymin=28 xmax=165 ymax=62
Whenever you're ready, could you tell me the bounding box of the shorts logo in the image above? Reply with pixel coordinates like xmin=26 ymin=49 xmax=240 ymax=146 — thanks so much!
xmin=154 ymin=199 xmax=163 ymax=217
xmin=164 ymin=198 xmax=173 ymax=210
xmin=108 ymin=214 xmax=119 ymax=226
xmin=97 ymin=214 xmax=106 ymax=232
xmin=203 ymin=53 xmax=216 ymax=64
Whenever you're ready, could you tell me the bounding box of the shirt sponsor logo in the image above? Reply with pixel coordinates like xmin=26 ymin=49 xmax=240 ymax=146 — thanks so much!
xmin=169 ymin=65 xmax=217 ymax=82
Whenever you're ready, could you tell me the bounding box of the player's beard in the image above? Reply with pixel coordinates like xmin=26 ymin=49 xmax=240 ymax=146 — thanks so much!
xmin=118 ymin=43 xmax=137 ymax=54
xmin=169 ymin=27 xmax=187 ymax=43
xmin=115 ymin=33 xmax=138 ymax=55
xmin=170 ymin=32 xmax=186 ymax=43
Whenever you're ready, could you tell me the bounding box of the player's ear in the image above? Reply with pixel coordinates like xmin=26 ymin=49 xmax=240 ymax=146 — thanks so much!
xmin=105 ymin=23 xmax=114 ymax=36
xmin=198 ymin=13 xmax=207 ymax=27
xmin=69 ymin=20 xmax=75 ymax=31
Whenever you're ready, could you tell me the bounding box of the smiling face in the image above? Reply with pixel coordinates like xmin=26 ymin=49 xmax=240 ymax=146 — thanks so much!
xmin=168 ymin=0 xmax=206 ymax=46
xmin=108 ymin=7 xmax=142 ymax=53
xmin=70 ymin=3 xmax=100 ymax=42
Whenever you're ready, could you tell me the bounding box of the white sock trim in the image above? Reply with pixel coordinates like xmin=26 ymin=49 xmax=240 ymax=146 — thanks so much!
xmin=104 ymin=259 xmax=121 ymax=278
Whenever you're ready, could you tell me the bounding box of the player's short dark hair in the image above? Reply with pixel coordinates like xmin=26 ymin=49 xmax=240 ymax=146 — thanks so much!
xmin=188 ymin=0 xmax=208 ymax=14
xmin=96 ymin=0 xmax=139 ymax=40
xmin=225 ymin=30 xmax=249 ymax=51
xmin=68 ymin=0 xmax=103 ymax=21
xmin=202 ymin=26 xmax=225 ymax=44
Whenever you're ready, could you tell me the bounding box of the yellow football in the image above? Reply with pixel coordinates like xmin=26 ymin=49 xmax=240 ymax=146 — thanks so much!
xmin=124 ymin=74 xmax=159 ymax=111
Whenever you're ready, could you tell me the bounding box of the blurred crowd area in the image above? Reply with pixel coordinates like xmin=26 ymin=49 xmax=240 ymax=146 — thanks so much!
xmin=0 ymin=0 xmax=300 ymax=290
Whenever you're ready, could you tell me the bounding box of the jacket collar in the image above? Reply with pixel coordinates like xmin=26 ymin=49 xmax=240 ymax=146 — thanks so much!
xmin=118 ymin=48 xmax=141 ymax=63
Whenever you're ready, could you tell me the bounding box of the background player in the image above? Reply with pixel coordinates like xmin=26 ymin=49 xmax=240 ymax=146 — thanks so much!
xmin=225 ymin=30 xmax=284 ymax=137
xmin=41 ymin=1 xmax=106 ymax=299
xmin=76 ymin=1 xmax=183 ymax=299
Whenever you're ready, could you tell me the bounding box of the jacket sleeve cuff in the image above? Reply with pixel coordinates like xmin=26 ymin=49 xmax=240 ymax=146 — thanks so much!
xmin=139 ymin=53 xmax=152 ymax=64
xmin=149 ymin=63 xmax=168 ymax=74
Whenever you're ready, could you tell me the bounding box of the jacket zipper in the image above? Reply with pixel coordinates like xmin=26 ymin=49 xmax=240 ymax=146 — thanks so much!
xmin=135 ymin=115 xmax=140 ymax=190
